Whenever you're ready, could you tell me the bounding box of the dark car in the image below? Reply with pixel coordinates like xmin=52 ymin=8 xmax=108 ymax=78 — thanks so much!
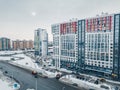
xmin=4 ymin=71 xmax=8 ymax=74
xmin=56 ymin=74 xmax=61 ymax=79
xmin=72 ymin=83 xmax=78 ymax=87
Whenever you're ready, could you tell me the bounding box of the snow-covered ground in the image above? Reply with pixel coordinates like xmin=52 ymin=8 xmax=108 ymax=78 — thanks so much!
xmin=0 ymin=51 xmax=23 ymax=61
xmin=58 ymin=68 xmax=72 ymax=73
xmin=59 ymin=75 xmax=116 ymax=90
xmin=13 ymin=54 xmax=37 ymax=68
xmin=11 ymin=53 xmax=59 ymax=78
xmin=0 ymin=51 xmax=59 ymax=78
xmin=0 ymin=71 xmax=20 ymax=90
xmin=0 ymin=56 xmax=12 ymax=61
xmin=0 ymin=51 xmax=23 ymax=56
xmin=0 ymin=79 xmax=13 ymax=90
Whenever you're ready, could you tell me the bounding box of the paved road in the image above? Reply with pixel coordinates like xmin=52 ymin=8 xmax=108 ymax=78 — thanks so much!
xmin=0 ymin=61 xmax=80 ymax=90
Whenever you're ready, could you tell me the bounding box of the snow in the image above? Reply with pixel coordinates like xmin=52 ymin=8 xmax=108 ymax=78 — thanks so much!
xmin=0 ymin=71 xmax=19 ymax=90
xmin=11 ymin=53 xmax=59 ymax=78
xmin=58 ymin=68 xmax=72 ymax=73
xmin=0 ymin=51 xmax=23 ymax=61
xmin=13 ymin=54 xmax=37 ymax=68
xmin=0 ymin=56 xmax=12 ymax=60
xmin=0 ymin=51 xmax=60 ymax=79
xmin=0 ymin=79 xmax=13 ymax=90
xmin=0 ymin=51 xmax=23 ymax=56
xmin=59 ymin=75 xmax=115 ymax=90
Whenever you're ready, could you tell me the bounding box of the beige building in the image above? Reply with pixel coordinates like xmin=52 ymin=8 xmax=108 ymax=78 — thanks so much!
xmin=12 ymin=40 xmax=33 ymax=50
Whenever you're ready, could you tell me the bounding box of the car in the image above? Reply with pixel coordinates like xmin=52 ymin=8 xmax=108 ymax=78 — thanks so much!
xmin=56 ymin=74 xmax=61 ymax=79
xmin=71 ymin=71 xmax=76 ymax=74
xmin=32 ymin=71 xmax=37 ymax=75
xmin=4 ymin=71 xmax=8 ymax=74
xmin=72 ymin=83 xmax=78 ymax=87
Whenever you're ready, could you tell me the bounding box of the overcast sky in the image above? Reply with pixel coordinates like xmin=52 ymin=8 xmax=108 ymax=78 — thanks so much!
xmin=0 ymin=0 xmax=120 ymax=41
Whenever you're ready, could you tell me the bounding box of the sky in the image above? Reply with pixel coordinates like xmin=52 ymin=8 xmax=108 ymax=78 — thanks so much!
xmin=0 ymin=0 xmax=120 ymax=41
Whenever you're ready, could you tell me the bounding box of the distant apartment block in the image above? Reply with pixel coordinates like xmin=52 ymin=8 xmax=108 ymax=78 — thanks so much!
xmin=12 ymin=40 xmax=33 ymax=50
xmin=34 ymin=28 xmax=48 ymax=56
xmin=52 ymin=13 xmax=120 ymax=81
xmin=0 ymin=37 xmax=11 ymax=50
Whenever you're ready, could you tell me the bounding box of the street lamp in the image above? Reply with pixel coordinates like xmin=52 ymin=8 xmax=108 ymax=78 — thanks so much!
xmin=32 ymin=71 xmax=38 ymax=90
xmin=35 ymin=75 xmax=38 ymax=90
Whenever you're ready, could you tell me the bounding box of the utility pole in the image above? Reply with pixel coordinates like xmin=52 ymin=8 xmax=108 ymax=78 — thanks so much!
xmin=33 ymin=73 xmax=38 ymax=90
xmin=36 ymin=78 xmax=37 ymax=90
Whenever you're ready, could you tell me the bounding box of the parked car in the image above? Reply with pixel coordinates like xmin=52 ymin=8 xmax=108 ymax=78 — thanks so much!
xmin=72 ymin=83 xmax=78 ymax=87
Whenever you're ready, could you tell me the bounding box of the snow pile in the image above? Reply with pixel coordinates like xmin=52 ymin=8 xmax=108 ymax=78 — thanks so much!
xmin=58 ymin=68 xmax=72 ymax=73
xmin=0 ymin=56 xmax=12 ymax=61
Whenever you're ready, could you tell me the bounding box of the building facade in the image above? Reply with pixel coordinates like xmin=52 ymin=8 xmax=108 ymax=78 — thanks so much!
xmin=52 ymin=21 xmax=78 ymax=70
xmin=84 ymin=15 xmax=114 ymax=79
xmin=52 ymin=13 xmax=120 ymax=81
xmin=113 ymin=14 xmax=120 ymax=80
xmin=48 ymin=41 xmax=53 ymax=56
xmin=80 ymin=13 xmax=120 ymax=81
xmin=77 ymin=20 xmax=86 ymax=72
xmin=12 ymin=40 xmax=33 ymax=50
xmin=52 ymin=24 xmax=60 ymax=68
xmin=0 ymin=37 xmax=11 ymax=50
xmin=34 ymin=28 xmax=48 ymax=56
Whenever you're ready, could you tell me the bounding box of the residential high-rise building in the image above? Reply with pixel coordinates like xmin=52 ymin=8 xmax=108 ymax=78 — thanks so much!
xmin=78 ymin=13 xmax=120 ymax=81
xmin=84 ymin=15 xmax=114 ymax=79
xmin=52 ymin=21 xmax=78 ymax=70
xmin=52 ymin=13 xmax=120 ymax=81
xmin=0 ymin=37 xmax=11 ymax=50
xmin=34 ymin=28 xmax=48 ymax=56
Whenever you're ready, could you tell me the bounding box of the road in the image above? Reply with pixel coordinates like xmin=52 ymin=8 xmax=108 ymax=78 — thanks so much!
xmin=0 ymin=61 xmax=80 ymax=90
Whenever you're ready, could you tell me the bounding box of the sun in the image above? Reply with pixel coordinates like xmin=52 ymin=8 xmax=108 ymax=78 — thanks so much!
xmin=31 ymin=12 xmax=36 ymax=16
